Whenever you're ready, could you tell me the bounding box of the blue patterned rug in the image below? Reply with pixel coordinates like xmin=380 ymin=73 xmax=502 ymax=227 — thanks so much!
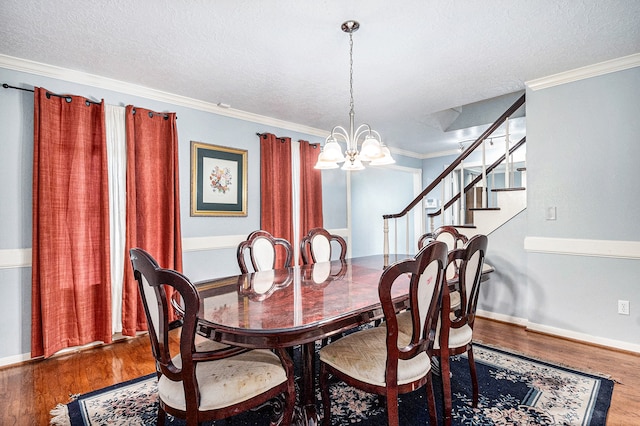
xmin=51 ymin=343 xmax=613 ymax=425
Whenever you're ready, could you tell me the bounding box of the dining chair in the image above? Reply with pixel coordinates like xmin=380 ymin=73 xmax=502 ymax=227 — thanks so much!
xmin=299 ymin=227 xmax=347 ymax=264
xmin=129 ymin=248 xmax=296 ymax=426
xmin=400 ymin=234 xmax=488 ymax=411
xmin=419 ymin=226 xmax=469 ymax=251
xmin=318 ymin=240 xmax=449 ymax=426
xmin=237 ymin=230 xmax=293 ymax=273
xmin=419 ymin=226 xmax=470 ymax=312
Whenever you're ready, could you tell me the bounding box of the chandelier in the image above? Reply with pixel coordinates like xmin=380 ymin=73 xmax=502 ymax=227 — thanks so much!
xmin=314 ymin=20 xmax=395 ymax=171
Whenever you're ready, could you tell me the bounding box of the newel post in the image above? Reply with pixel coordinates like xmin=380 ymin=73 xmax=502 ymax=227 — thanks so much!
xmin=383 ymin=217 xmax=389 ymax=266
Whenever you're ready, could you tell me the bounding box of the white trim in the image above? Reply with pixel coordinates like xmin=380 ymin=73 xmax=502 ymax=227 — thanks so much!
xmin=526 ymin=53 xmax=640 ymax=91
xmin=477 ymin=310 xmax=640 ymax=354
xmin=0 ymin=54 xmax=327 ymax=137
xmin=387 ymin=146 xmax=422 ymax=160
xmin=0 ymin=352 xmax=32 ymax=368
xmin=0 ymin=248 xmax=31 ymax=269
xmin=476 ymin=309 xmax=528 ymax=327
xmin=524 ymin=236 xmax=640 ymax=260
xmin=181 ymin=235 xmax=247 ymax=252
xmin=0 ymin=230 xmax=351 ymax=267
xmin=525 ymin=321 xmax=640 ymax=354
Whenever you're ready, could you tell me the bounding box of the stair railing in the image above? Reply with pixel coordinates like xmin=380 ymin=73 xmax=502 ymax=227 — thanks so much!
xmin=382 ymin=94 xmax=525 ymax=259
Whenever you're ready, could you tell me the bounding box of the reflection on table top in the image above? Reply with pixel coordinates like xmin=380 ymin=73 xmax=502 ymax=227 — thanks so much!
xmin=193 ymin=254 xmax=412 ymax=343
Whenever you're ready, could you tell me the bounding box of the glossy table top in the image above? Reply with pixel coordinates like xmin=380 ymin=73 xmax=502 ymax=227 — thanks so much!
xmin=194 ymin=254 xmax=413 ymax=347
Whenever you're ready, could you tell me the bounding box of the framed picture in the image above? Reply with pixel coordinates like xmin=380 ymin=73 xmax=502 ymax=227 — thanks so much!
xmin=191 ymin=141 xmax=247 ymax=216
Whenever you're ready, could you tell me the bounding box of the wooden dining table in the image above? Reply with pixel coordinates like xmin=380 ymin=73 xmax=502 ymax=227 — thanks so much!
xmin=192 ymin=254 xmax=473 ymax=425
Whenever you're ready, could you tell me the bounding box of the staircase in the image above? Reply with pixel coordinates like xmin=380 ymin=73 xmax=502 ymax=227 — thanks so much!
xmin=383 ymin=94 xmax=526 ymax=255
xmin=465 ymin=186 xmax=526 ymax=237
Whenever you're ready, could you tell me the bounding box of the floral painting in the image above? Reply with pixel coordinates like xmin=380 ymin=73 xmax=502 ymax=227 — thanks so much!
xmin=191 ymin=142 xmax=247 ymax=216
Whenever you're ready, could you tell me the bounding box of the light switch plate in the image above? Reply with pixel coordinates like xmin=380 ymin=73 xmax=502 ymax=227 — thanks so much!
xmin=546 ymin=206 xmax=557 ymax=221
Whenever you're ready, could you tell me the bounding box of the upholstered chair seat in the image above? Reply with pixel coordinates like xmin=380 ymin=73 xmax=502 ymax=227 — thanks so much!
xmin=319 ymin=326 xmax=431 ymax=387
xmin=160 ymin=348 xmax=289 ymax=412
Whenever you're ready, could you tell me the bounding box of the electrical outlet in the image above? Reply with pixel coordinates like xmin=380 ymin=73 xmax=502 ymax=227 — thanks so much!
xmin=618 ymin=300 xmax=630 ymax=315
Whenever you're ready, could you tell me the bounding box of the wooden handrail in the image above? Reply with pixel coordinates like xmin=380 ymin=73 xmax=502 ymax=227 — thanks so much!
xmin=383 ymin=93 xmax=525 ymax=221
xmin=427 ymin=136 xmax=526 ymax=218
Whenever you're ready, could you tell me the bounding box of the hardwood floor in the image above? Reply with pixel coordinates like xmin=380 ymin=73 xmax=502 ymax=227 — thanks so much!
xmin=0 ymin=318 xmax=638 ymax=425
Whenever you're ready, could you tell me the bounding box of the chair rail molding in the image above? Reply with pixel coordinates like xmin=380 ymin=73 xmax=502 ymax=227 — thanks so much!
xmin=0 ymin=248 xmax=32 ymax=269
xmin=524 ymin=236 xmax=640 ymax=260
xmin=0 ymin=230 xmax=350 ymax=269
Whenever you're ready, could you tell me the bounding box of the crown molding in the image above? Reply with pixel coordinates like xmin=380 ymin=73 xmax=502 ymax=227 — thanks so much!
xmin=526 ymin=53 xmax=640 ymax=91
xmin=0 ymin=54 xmax=328 ymax=137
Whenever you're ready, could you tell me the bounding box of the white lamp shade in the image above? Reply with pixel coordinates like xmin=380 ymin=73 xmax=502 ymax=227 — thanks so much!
xmin=359 ymin=136 xmax=383 ymax=161
xmin=341 ymin=157 xmax=365 ymax=171
xmin=323 ymin=140 xmax=346 ymax=163
xmin=370 ymin=146 xmax=395 ymax=165
xmin=314 ymin=150 xmax=339 ymax=169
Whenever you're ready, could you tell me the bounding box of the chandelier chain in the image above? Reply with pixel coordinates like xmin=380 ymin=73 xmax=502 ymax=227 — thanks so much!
xmin=349 ymin=32 xmax=354 ymax=116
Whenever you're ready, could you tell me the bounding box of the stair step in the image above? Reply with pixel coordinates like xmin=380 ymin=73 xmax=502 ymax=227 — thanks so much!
xmin=469 ymin=207 xmax=501 ymax=211
xmin=492 ymin=187 xmax=526 ymax=192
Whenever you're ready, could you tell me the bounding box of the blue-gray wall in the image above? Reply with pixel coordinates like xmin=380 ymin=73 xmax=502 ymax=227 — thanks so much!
xmin=524 ymin=66 xmax=640 ymax=345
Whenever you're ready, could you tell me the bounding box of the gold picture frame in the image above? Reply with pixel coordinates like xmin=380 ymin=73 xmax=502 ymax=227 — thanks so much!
xmin=190 ymin=141 xmax=247 ymax=216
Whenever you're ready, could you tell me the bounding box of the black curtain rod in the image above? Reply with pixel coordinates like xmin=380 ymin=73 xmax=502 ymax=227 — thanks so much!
xmin=256 ymin=132 xmax=286 ymax=142
xmin=3 ymin=82 xmax=101 ymax=105
xmin=3 ymin=83 xmax=175 ymax=117
xmin=2 ymin=83 xmax=33 ymax=92
xmin=255 ymin=132 xmax=319 ymax=147
xmin=132 ymin=108 xmax=171 ymax=120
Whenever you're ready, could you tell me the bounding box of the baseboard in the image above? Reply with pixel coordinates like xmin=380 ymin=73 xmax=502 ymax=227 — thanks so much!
xmin=476 ymin=309 xmax=528 ymax=327
xmin=525 ymin=321 xmax=640 ymax=354
xmin=476 ymin=309 xmax=640 ymax=354
xmin=0 ymin=352 xmax=32 ymax=368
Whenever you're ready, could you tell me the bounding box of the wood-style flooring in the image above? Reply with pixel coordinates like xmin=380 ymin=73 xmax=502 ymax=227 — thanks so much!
xmin=0 ymin=317 xmax=638 ymax=425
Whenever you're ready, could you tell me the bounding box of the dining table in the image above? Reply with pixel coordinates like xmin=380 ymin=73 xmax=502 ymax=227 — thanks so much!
xmin=191 ymin=254 xmax=491 ymax=425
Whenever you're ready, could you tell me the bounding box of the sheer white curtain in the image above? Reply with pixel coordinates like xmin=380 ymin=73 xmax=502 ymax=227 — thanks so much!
xmin=105 ymin=104 xmax=127 ymax=333
xmin=291 ymin=141 xmax=301 ymax=264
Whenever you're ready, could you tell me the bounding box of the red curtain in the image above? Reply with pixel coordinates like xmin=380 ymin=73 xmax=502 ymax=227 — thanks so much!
xmin=31 ymin=88 xmax=112 ymax=358
xmin=299 ymin=140 xmax=324 ymax=235
xmin=259 ymin=133 xmax=293 ymax=268
xmin=121 ymin=106 xmax=182 ymax=336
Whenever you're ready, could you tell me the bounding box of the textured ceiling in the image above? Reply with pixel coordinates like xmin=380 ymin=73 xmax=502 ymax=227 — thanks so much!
xmin=1 ymin=1 xmax=639 ymax=155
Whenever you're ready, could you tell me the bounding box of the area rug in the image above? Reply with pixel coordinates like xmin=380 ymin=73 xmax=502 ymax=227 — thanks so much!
xmin=50 ymin=343 xmax=613 ymax=425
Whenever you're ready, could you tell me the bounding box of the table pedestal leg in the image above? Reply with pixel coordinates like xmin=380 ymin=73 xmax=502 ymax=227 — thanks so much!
xmin=301 ymin=342 xmax=318 ymax=426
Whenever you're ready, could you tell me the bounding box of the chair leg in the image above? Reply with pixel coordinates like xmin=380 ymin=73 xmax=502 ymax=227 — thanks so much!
xmin=467 ymin=346 xmax=479 ymax=407
xmin=385 ymin=391 xmax=400 ymax=426
xmin=157 ymin=404 xmax=166 ymax=426
xmin=281 ymin=381 xmax=296 ymax=426
xmin=440 ymin=353 xmax=452 ymax=426
xmin=424 ymin=373 xmax=438 ymax=426
xmin=319 ymin=364 xmax=331 ymax=426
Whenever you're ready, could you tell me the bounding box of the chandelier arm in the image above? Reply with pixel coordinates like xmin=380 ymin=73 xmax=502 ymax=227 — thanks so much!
xmin=328 ymin=126 xmax=350 ymax=144
xmin=353 ymin=124 xmax=375 ymax=144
